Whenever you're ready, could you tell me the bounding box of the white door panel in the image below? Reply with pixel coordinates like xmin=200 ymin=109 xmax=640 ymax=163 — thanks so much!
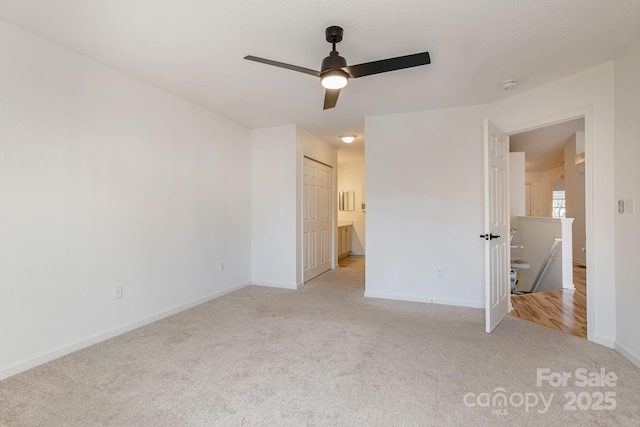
xmin=484 ymin=120 xmax=510 ymax=333
xmin=303 ymin=157 xmax=333 ymax=281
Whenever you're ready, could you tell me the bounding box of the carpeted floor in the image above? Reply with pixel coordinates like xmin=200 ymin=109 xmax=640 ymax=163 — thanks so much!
xmin=1 ymin=255 xmax=639 ymax=426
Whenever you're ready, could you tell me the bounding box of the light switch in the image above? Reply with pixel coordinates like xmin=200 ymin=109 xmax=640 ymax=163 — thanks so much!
xmin=625 ymin=199 xmax=635 ymax=214
xmin=619 ymin=199 xmax=636 ymax=214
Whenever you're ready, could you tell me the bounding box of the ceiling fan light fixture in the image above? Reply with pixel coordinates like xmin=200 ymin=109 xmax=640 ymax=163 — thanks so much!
xmin=244 ymin=25 xmax=431 ymax=109
xmin=340 ymin=134 xmax=356 ymax=143
xmin=321 ymin=70 xmax=348 ymax=89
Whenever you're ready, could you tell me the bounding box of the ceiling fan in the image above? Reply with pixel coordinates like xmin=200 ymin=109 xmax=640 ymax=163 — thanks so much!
xmin=244 ymin=26 xmax=431 ymax=110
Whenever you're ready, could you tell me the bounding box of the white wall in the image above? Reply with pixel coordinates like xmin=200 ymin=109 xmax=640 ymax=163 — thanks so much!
xmin=250 ymin=125 xmax=336 ymax=289
xmin=251 ymin=125 xmax=297 ymax=288
xmin=509 ymin=152 xmax=526 ymax=262
xmin=614 ymin=38 xmax=640 ymax=368
xmin=296 ymin=127 xmax=338 ymax=285
xmin=365 ymin=105 xmax=489 ymax=308
xmin=525 ymin=166 xmax=564 ymax=217
xmin=564 ymin=133 xmax=587 ymax=264
xmin=337 ymin=149 xmax=366 ymax=255
xmin=509 ymin=152 xmax=526 ymax=220
xmin=365 ymin=62 xmax=616 ymax=348
xmin=0 ymin=21 xmax=252 ymax=378
xmin=490 ymin=62 xmax=616 ymax=347
xmin=515 ymin=217 xmax=573 ymax=292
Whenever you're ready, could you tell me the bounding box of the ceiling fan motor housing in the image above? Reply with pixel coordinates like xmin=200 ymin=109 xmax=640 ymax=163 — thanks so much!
xmin=321 ymin=51 xmax=347 ymax=73
xmin=325 ymin=26 xmax=343 ymax=43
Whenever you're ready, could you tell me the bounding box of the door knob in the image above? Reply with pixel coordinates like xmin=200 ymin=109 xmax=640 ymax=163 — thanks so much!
xmin=480 ymin=234 xmax=501 ymax=240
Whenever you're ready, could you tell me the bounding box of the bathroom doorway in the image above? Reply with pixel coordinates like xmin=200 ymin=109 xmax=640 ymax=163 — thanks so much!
xmin=336 ymin=146 xmax=366 ymax=268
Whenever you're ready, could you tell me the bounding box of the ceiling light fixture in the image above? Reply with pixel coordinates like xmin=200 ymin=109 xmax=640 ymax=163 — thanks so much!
xmin=340 ymin=134 xmax=356 ymax=143
xmin=321 ymin=70 xmax=349 ymax=89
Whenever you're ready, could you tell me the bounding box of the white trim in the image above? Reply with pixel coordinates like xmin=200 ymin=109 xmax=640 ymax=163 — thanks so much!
xmin=583 ymin=106 xmax=594 ymax=347
xmin=299 ymin=151 xmax=305 ymax=286
xmin=615 ymin=341 xmax=640 ymax=369
xmin=364 ymin=291 xmax=484 ymax=309
xmin=501 ymin=107 xmax=591 ymax=135
xmin=517 ymin=216 xmax=574 ymax=224
xmin=252 ymin=281 xmax=298 ymax=290
xmin=302 ymin=154 xmax=333 ymax=169
xmin=503 ymin=106 xmax=595 ymax=343
xmin=332 ymin=163 xmax=337 ymax=274
xmin=591 ymin=334 xmax=615 ymax=349
xmin=0 ymin=281 xmax=252 ymax=381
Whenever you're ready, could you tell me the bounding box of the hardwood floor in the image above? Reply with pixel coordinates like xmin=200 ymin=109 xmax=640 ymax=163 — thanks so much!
xmin=338 ymin=255 xmax=587 ymax=338
xmin=510 ymin=263 xmax=587 ymax=338
xmin=338 ymin=254 xmax=365 ymax=268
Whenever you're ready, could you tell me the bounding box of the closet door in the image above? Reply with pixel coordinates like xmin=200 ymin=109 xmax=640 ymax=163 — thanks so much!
xmin=303 ymin=157 xmax=333 ymax=281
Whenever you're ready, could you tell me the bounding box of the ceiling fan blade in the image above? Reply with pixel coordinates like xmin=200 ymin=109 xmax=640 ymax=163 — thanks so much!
xmin=244 ymin=55 xmax=320 ymax=77
xmin=323 ymin=89 xmax=341 ymax=110
xmin=344 ymin=52 xmax=431 ymax=78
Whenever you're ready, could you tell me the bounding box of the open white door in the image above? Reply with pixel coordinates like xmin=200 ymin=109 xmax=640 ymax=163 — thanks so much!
xmin=483 ymin=119 xmax=510 ymax=333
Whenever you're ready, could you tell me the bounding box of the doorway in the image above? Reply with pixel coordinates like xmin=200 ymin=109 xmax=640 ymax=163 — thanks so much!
xmin=336 ymin=147 xmax=366 ymax=269
xmin=507 ymin=117 xmax=587 ymax=338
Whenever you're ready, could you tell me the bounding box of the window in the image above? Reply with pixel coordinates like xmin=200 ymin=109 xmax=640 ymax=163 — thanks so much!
xmin=552 ymin=182 xmax=566 ymax=218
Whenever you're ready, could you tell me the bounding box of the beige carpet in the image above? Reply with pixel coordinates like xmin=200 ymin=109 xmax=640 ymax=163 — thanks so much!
xmin=1 ymin=256 xmax=639 ymax=426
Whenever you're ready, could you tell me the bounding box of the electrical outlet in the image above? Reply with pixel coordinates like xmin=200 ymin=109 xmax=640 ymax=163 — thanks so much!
xmin=437 ymin=268 xmax=444 ymax=278
xmin=114 ymin=285 xmax=123 ymax=300
xmin=220 ymin=262 xmax=225 ymax=272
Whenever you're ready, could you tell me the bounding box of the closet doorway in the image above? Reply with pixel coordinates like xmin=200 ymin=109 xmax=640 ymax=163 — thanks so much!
xmin=303 ymin=157 xmax=333 ymax=281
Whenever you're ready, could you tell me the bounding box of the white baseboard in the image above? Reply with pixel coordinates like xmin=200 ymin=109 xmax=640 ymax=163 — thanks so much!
xmin=0 ymin=281 xmax=251 ymax=381
xmin=615 ymin=340 xmax=640 ymax=369
xmin=252 ymin=281 xmax=298 ymax=290
xmin=364 ymin=291 xmax=484 ymax=309
xmin=591 ymin=334 xmax=616 ymax=349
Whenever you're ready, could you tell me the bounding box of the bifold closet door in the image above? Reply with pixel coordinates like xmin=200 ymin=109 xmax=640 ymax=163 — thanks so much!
xmin=303 ymin=157 xmax=332 ymax=282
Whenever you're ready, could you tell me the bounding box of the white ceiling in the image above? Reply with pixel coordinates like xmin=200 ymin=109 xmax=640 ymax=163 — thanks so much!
xmin=0 ymin=1 xmax=639 ymax=149
xmin=510 ymin=118 xmax=585 ymax=171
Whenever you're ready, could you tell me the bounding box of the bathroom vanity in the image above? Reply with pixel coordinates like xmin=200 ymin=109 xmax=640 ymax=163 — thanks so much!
xmin=337 ymin=222 xmax=353 ymax=258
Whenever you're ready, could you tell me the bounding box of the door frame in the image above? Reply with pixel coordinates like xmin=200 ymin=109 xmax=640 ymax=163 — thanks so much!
xmin=501 ymin=106 xmax=593 ymax=341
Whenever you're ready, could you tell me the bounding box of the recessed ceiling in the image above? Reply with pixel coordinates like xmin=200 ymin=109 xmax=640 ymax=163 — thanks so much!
xmin=0 ymin=1 xmax=638 ymax=147
xmin=510 ymin=118 xmax=585 ymax=171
